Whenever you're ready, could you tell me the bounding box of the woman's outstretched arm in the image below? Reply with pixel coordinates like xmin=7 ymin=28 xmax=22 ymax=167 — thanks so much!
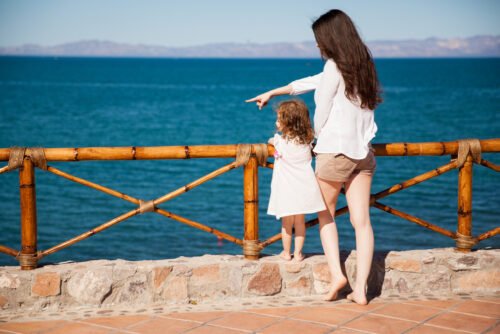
xmin=245 ymin=85 xmax=293 ymax=110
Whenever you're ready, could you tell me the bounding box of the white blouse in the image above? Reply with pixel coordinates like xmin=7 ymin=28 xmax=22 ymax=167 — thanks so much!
xmin=289 ymin=59 xmax=377 ymax=159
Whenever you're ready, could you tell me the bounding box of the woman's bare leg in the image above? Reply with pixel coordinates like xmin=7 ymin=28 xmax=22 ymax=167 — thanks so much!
xmin=316 ymin=176 xmax=347 ymax=301
xmin=280 ymin=216 xmax=293 ymax=261
xmin=293 ymin=214 xmax=306 ymax=261
xmin=344 ymin=173 xmax=374 ymax=305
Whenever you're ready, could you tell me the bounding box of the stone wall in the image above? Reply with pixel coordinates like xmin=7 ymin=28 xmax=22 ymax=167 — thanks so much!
xmin=0 ymin=248 xmax=498 ymax=312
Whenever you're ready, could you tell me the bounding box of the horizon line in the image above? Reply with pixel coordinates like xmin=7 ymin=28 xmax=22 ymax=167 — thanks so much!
xmin=1 ymin=34 xmax=499 ymax=48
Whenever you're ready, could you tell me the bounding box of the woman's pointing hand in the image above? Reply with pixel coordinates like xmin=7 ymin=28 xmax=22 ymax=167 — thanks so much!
xmin=246 ymin=92 xmax=273 ymax=110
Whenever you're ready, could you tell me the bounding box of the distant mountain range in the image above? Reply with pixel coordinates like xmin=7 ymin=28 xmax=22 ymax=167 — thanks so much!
xmin=1 ymin=35 xmax=499 ymax=58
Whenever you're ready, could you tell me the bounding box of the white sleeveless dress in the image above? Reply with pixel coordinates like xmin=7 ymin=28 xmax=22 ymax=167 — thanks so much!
xmin=267 ymin=133 xmax=326 ymax=219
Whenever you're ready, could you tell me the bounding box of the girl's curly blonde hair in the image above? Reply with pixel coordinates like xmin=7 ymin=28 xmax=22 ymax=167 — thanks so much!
xmin=276 ymin=100 xmax=314 ymax=145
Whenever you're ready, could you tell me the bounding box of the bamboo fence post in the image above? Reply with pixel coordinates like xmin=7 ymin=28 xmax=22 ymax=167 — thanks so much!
xmin=243 ymin=155 xmax=260 ymax=259
xmin=19 ymin=156 xmax=38 ymax=270
xmin=457 ymin=154 xmax=474 ymax=252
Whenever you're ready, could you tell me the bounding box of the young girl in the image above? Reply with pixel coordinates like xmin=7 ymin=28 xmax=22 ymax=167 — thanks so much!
xmin=267 ymin=100 xmax=326 ymax=262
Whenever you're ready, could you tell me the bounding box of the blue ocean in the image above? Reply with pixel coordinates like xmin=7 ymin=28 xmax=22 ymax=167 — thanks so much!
xmin=0 ymin=57 xmax=499 ymax=266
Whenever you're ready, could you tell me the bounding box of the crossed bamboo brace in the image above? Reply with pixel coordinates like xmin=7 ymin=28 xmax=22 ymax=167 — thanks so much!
xmin=0 ymin=144 xmax=270 ymax=265
xmin=1 ymin=139 xmax=499 ymax=269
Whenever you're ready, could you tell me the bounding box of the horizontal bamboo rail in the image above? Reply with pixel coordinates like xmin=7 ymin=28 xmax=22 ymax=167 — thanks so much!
xmin=1 ymin=138 xmax=500 ymax=162
xmin=0 ymin=138 xmax=499 ymax=269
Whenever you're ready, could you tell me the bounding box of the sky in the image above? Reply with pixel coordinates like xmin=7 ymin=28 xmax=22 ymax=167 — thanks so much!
xmin=0 ymin=0 xmax=499 ymax=47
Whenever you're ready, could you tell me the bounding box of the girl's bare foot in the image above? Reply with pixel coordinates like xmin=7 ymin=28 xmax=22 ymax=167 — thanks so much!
xmin=322 ymin=276 xmax=348 ymax=301
xmin=346 ymin=290 xmax=368 ymax=305
xmin=279 ymin=251 xmax=292 ymax=261
xmin=293 ymin=252 xmax=305 ymax=262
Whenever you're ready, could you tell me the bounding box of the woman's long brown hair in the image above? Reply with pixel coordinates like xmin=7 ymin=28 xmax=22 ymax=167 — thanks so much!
xmin=312 ymin=9 xmax=383 ymax=110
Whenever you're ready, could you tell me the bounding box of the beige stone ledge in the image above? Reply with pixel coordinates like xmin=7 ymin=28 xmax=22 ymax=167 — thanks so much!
xmin=0 ymin=248 xmax=498 ymax=313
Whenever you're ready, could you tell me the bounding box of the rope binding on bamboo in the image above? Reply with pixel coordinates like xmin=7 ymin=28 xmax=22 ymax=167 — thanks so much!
xmin=455 ymin=231 xmax=478 ymax=249
xmin=7 ymin=146 xmax=25 ymax=171
xmin=29 ymin=147 xmax=48 ymax=170
xmin=7 ymin=147 xmax=48 ymax=171
xmin=242 ymin=239 xmax=262 ymax=257
xmin=139 ymin=199 xmax=155 ymax=214
xmin=15 ymin=251 xmax=44 ymax=267
xmin=456 ymin=139 xmax=481 ymax=168
xmin=235 ymin=144 xmax=269 ymax=168
xmin=253 ymin=143 xmax=269 ymax=167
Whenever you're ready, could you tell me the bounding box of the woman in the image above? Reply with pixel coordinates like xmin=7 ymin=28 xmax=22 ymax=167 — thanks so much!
xmin=246 ymin=9 xmax=382 ymax=305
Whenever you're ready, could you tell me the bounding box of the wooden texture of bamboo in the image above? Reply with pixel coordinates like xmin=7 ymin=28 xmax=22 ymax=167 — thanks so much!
xmin=372 ymin=201 xmax=456 ymax=238
xmin=156 ymin=208 xmax=242 ymax=246
xmin=477 ymin=226 xmax=500 ymax=241
xmin=41 ymin=209 xmax=138 ymax=257
xmin=0 ymin=165 xmax=8 ymax=175
xmin=372 ymin=138 xmax=500 ymax=156
xmin=19 ymin=157 xmax=37 ymax=270
xmin=1 ymin=139 xmax=498 ymax=161
xmin=40 ymin=162 xmax=240 ymax=258
xmin=372 ymin=161 xmax=457 ymax=202
xmin=154 ymin=162 xmax=236 ymax=206
xmin=47 ymin=166 xmax=140 ymax=205
xmin=480 ymin=159 xmax=500 ymax=173
xmin=243 ymin=156 xmax=259 ymax=259
xmin=0 ymin=244 xmax=18 ymax=257
xmin=0 ymin=144 xmax=276 ymax=162
xmin=457 ymin=155 xmax=473 ymax=251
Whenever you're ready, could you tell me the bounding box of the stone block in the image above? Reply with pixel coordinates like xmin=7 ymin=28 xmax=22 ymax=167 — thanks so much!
xmin=191 ymin=264 xmax=220 ymax=285
xmin=285 ymin=276 xmax=311 ymax=296
xmin=395 ymin=277 xmax=410 ymax=293
xmin=424 ymin=266 xmax=450 ymax=292
xmin=422 ymin=256 xmax=435 ymax=264
xmin=0 ymin=273 xmax=20 ymax=289
xmin=189 ymin=264 xmax=229 ymax=300
xmin=189 ymin=265 xmax=242 ymax=300
xmin=453 ymin=270 xmax=500 ymax=292
xmin=312 ymin=263 xmax=331 ymax=294
xmin=112 ymin=264 xmax=137 ymax=281
xmin=446 ymin=256 xmax=480 ymax=271
xmin=172 ymin=264 xmax=191 ymax=276
xmin=312 ymin=263 xmax=331 ymax=283
xmin=31 ymin=272 xmax=60 ymax=297
xmin=247 ymin=263 xmax=281 ymax=296
xmin=164 ymin=276 xmax=188 ymax=302
xmin=153 ymin=266 xmax=172 ymax=292
xmin=115 ymin=273 xmax=150 ymax=304
xmin=389 ymin=259 xmax=422 ymax=273
xmin=67 ymin=270 xmax=112 ymax=305
xmin=0 ymin=294 xmax=7 ymax=308
xmin=285 ymin=262 xmax=306 ymax=273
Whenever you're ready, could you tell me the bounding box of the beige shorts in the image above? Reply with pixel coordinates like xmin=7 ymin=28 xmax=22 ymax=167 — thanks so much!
xmin=315 ymin=151 xmax=376 ymax=182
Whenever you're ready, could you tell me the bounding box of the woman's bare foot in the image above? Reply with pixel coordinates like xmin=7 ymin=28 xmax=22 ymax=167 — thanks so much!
xmin=279 ymin=250 xmax=292 ymax=261
xmin=293 ymin=252 xmax=305 ymax=262
xmin=322 ymin=276 xmax=348 ymax=301
xmin=346 ymin=290 xmax=368 ymax=305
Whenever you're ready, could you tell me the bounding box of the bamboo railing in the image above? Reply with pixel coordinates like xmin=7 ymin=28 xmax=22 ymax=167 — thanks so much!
xmin=0 ymin=138 xmax=499 ymax=270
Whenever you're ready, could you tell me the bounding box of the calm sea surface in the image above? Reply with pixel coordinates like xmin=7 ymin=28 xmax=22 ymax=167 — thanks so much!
xmin=0 ymin=57 xmax=499 ymax=266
